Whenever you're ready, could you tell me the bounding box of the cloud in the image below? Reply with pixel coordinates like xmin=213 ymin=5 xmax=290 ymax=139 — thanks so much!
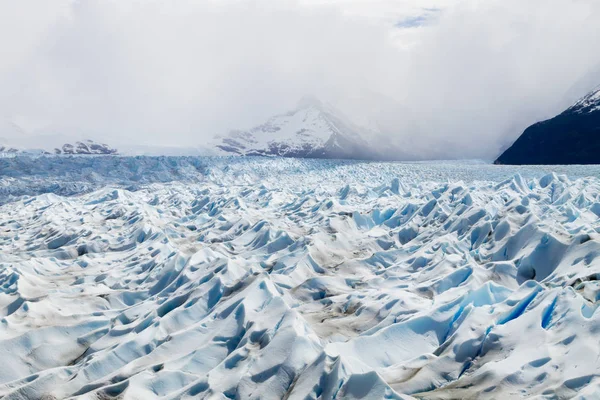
xmin=395 ymin=0 xmax=600 ymax=158
xmin=0 ymin=0 xmax=599 ymax=159
xmin=0 ymin=0 xmax=400 ymax=147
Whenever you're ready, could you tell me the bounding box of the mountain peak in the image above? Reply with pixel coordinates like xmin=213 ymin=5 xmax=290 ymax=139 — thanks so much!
xmin=209 ymin=97 xmax=381 ymax=159
xmin=296 ymin=95 xmax=325 ymax=111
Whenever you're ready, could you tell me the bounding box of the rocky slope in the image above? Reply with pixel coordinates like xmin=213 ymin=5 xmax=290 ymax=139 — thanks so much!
xmin=0 ymin=139 xmax=118 ymax=156
xmin=54 ymin=140 xmax=118 ymax=155
xmin=496 ymin=86 xmax=600 ymax=165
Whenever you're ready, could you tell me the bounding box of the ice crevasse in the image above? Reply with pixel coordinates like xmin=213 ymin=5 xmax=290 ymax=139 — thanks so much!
xmin=0 ymin=157 xmax=599 ymax=399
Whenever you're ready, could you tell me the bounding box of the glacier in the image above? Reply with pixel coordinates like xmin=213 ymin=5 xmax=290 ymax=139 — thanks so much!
xmin=1 ymin=156 xmax=600 ymax=399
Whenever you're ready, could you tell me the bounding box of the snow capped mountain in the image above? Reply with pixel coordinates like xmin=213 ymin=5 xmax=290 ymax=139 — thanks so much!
xmin=569 ymin=85 xmax=600 ymax=114
xmin=210 ymin=97 xmax=383 ymax=160
xmin=496 ymin=85 xmax=600 ymax=165
xmin=54 ymin=139 xmax=118 ymax=155
xmin=0 ymin=139 xmax=118 ymax=156
xmin=0 ymin=145 xmax=19 ymax=154
xmin=0 ymin=119 xmax=119 ymax=155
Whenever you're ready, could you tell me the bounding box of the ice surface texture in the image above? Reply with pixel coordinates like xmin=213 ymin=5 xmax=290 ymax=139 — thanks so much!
xmin=1 ymin=156 xmax=600 ymax=399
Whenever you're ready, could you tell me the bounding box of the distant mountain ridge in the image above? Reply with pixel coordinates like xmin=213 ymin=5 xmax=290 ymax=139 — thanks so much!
xmin=0 ymin=139 xmax=118 ymax=156
xmin=0 ymin=145 xmax=20 ymax=154
xmin=54 ymin=140 xmax=118 ymax=155
xmin=496 ymin=86 xmax=600 ymax=165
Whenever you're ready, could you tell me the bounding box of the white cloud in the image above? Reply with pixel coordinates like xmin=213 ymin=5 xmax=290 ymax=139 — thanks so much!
xmin=0 ymin=0 xmax=599 ymax=159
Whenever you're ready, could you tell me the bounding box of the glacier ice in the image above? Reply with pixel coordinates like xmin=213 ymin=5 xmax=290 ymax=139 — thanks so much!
xmin=0 ymin=156 xmax=600 ymax=398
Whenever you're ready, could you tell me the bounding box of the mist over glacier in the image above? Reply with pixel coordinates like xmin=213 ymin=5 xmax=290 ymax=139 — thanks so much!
xmin=1 ymin=0 xmax=600 ymax=159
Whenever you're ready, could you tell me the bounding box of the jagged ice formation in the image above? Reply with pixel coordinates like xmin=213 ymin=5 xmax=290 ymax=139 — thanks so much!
xmin=0 ymin=157 xmax=600 ymax=399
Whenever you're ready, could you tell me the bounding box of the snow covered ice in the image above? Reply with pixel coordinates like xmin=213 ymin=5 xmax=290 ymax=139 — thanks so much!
xmin=1 ymin=156 xmax=600 ymax=399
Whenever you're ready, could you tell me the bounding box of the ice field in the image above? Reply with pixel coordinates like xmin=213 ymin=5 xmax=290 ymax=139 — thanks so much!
xmin=1 ymin=156 xmax=600 ymax=399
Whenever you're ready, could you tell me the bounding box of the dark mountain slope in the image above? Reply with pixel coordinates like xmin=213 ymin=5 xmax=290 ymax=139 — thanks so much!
xmin=496 ymin=87 xmax=600 ymax=165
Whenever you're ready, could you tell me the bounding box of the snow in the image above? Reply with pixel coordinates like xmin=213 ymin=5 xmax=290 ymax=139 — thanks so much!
xmin=209 ymin=99 xmax=370 ymax=157
xmin=210 ymin=105 xmax=334 ymax=156
xmin=570 ymin=86 xmax=600 ymax=114
xmin=1 ymin=156 xmax=600 ymax=399
xmin=56 ymin=140 xmax=118 ymax=155
xmin=0 ymin=139 xmax=118 ymax=157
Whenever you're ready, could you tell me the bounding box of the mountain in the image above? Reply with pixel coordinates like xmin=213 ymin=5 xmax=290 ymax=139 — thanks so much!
xmin=0 ymin=139 xmax=118 ymax=156
xmin=496 ymin=86 xmax=600 ymax=165
xmin=209 ymin=97 xmax=388 ymax=160
xmin=0 ymin=145 xmax=20 ymax=154
xmin=54 ymin=140 xmax=118 ymax=155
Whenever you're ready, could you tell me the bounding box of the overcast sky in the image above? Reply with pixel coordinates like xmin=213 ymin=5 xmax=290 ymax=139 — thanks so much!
xmin=1 ymin=0 xmax=599 ymax=159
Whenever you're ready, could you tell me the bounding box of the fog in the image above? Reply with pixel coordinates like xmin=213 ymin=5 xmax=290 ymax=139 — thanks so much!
xmin=1 ymin=0 xmax=599 ymax=159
